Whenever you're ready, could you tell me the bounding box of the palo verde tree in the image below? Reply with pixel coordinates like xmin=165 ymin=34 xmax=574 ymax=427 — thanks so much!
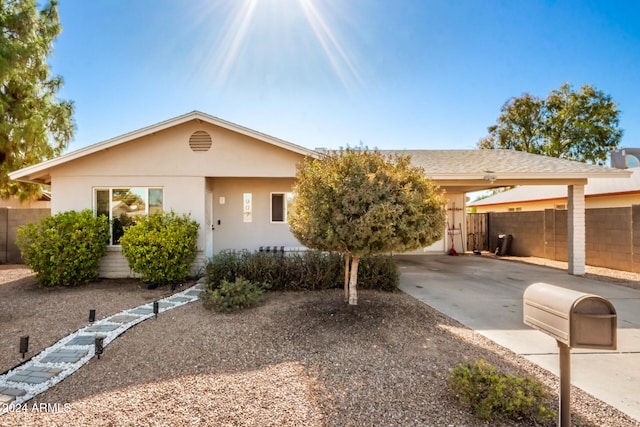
xmin=289 ymin=149 xmax=446 ymax=305
xmin=0 ymin=0 xmax=74 ymax=200
xmin=478 ymin=83 xmax=623 ymax=165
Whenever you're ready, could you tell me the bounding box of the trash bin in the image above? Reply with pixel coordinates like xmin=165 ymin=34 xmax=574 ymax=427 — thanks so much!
xmin=495 ymin=234 xmax=513 ymax=256
xmin=495 ymin=234 xmax=504 ymax=255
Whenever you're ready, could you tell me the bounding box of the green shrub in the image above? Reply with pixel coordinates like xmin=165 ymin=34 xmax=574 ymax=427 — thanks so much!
xmin=358 ymin=255 xmax=400 ymax=291
xmin=200 ymin=276 xmax=266 ymax=312
xmin=119 ymin=211 xmax=199 ymax=285
xmin=449 ymin=360 xmax=556 ymax=423
xmin=253 ymin=250 xmax=343 ymax=291
xmin=203 ymin=248 xmax=245 ymax=287
xmin=204 ymin=250 xmax=398 ymax=292
xmin=16 ymin=210 xmax=110 ymax=287
xmin=239 ymin=250 xmax=281 ymax=286
xmin=293 ymin=250 xmax=344 ymax=291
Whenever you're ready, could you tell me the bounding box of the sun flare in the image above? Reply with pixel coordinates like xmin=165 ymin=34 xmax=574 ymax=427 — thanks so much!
xmin=189 ymin=0 xmax=363 ymax=91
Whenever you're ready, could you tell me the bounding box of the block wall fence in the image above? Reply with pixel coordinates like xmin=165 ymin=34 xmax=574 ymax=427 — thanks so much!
xmin=0 ymin=208 xmax=50 ymax=264
xmin=476 ymin=205 xmax=640 ymax=273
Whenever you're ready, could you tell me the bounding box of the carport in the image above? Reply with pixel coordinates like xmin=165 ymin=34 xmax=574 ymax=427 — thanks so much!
xmin=394 ymin=149 xmax=632 ymax=275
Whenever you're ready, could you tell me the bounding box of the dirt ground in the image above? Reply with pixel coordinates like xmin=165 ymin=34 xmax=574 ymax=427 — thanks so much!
xmin=1 ymin=264 xmax=637 ymax=426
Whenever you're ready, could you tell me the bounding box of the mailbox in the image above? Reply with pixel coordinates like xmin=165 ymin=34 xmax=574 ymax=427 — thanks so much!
xmin=523 ymin=283 xmax=616 ymax=350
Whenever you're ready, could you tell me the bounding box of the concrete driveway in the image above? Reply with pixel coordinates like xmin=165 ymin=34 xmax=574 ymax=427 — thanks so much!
xmin=396 ymin=254 xmax=640 ymax=421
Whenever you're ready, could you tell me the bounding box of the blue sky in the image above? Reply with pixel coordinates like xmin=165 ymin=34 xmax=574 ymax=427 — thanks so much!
xmin=51 ymin=0 xmax=640 ymax=154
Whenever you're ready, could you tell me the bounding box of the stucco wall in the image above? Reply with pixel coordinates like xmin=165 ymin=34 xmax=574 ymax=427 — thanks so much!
xmin=0 ymin=197 xmax=50 ymax=209
xmin=441 ymin=193 xmax=464 ymax=253
xmin=52 ymin=175 xmax=207 ymax=249
xmin=46 ymin=119 xmax=307 ymax=278
xmin=473 ymin=193 xmax=640 ymax=213
xmin=209 ymin=177 xmax=302 ymax=253
xmin=52 ymin=121 xmax=304 ymax=179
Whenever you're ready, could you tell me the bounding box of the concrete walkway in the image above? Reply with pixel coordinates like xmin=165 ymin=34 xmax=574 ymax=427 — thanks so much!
xmin=397 ymin=254 xmax=640 ymax=422
xmin=0 ymin=281 xmax=204 ymax=413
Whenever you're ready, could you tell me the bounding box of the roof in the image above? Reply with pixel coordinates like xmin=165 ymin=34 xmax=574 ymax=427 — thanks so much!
xmin=8 ymin=112 xmax=631 ymax=191
xmin=9 ymin=111 xmax=319 ymax=185
xmin=469 ymin=167 xmax=640 ymax=206
xmin=382 ymin=149 xmax=630 ymax=193
xmin=387 ymin=149 xmax=622 ymax=176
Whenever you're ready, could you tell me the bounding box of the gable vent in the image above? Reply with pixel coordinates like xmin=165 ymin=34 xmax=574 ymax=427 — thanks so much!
xmin=189 ymin=131 xmax=212 ymax=152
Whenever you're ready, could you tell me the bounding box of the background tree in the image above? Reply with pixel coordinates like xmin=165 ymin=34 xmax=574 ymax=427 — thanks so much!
xmin=289 ymin=149 xmax=446 ymax=305
xmin=477 ymin=94 xmax=545 ymax=154
xmin=0 ymin=0 xmax=74 ymax=200
xmin=478 ymin=83 xmax=623 ymax=164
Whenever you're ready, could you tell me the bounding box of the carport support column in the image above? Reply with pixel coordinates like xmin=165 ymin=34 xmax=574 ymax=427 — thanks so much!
xmin=567 ymin=184 xmax=585 ymax=275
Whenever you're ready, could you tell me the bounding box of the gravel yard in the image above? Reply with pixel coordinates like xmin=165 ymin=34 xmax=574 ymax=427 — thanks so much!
xmin=1 ymin=262 xmax=638 ymax=426
xmin=495 ymin=255 xmax=640 ymax=289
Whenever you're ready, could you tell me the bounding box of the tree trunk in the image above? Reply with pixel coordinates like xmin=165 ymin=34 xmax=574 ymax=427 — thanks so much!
xmin=348 ymin=255 xmax=359 ymax=305
xmin=344 ymin=253 xmax=350 ymax=303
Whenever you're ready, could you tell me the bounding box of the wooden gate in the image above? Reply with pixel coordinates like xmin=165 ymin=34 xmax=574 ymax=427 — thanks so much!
xmin=466 ymin=213 xmax=488 ymax=252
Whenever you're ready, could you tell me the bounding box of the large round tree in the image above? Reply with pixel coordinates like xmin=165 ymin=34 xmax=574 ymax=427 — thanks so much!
xmin=289 ymin=149 xmax=446 ymax=305
xmin=478 ymin=83 xmax=623 ymax=165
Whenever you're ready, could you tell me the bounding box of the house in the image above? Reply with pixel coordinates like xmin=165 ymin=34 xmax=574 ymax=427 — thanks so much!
xmin=0 ymin=192 xmax=51 ymax=209
xmin=468 ymin=166 xmax=640 ymax=213
xmin=9 ymin=111 xmax=631 ymax=278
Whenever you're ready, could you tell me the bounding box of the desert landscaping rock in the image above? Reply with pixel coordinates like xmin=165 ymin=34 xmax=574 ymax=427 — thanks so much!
xmin=0 ymin=263 xmax=638 ymax=426
xmin=0 ymin=279 xmax=202 ymax=414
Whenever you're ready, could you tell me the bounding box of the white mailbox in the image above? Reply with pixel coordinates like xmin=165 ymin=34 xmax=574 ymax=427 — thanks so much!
xmin=523 ymin=283 xmax=616 ymax=350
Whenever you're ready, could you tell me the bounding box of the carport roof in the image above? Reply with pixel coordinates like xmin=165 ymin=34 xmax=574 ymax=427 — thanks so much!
xmin=384 ymin=149 xmax=631 ymax=193
xmin=468 ymin=166 xmax=640 ymax=206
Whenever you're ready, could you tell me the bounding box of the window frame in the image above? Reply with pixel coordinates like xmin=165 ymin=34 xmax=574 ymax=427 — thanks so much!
xmin=94 ymin=187 xmax=164 ymax=245
xmin=270 ymin=192 xmax=293 ymax=224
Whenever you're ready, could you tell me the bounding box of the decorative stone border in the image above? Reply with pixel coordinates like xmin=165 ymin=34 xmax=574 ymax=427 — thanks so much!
xmin=0 ymin=280 xmax=204 ymax=413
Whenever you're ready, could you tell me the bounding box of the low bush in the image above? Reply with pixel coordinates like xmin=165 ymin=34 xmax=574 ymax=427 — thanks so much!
xmin=449 ymin=359 xmax=556 ymax=424
xmin=119 ymin=211 xmax=199 ymax=285
xmin=201 ymin=247 xmax=244 ymax=287
xmin=16 ymin=210 xmax=110 ymax=286
xmin=200 ymin=276 xmax=266 ymax=312
xmin=203 ymin=250 xmax=399 ymax=292
xmin=358 ymin=255 xmax=400 ymax=291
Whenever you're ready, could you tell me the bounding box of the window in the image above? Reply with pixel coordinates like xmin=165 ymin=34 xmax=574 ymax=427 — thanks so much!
xmin=271 ymin=192 xmax=293 ymax=223
xmin=95 ymin=187 xmax=163 ymax=244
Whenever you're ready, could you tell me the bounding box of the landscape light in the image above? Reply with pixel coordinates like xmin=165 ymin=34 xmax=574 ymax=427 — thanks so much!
xmin=19 ymin=336 xmax=29 ymax=358
xmin=95 ymin=336 xmax=104 ymax=359
xmin=89 ymin=309 xmax=96 ymax=323
xmin=153 ymin=301 xmax=159 ymax=318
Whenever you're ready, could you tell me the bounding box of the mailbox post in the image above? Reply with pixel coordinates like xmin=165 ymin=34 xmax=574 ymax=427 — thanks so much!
xmin=523 ymin=283 xmax=617 ymax=427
